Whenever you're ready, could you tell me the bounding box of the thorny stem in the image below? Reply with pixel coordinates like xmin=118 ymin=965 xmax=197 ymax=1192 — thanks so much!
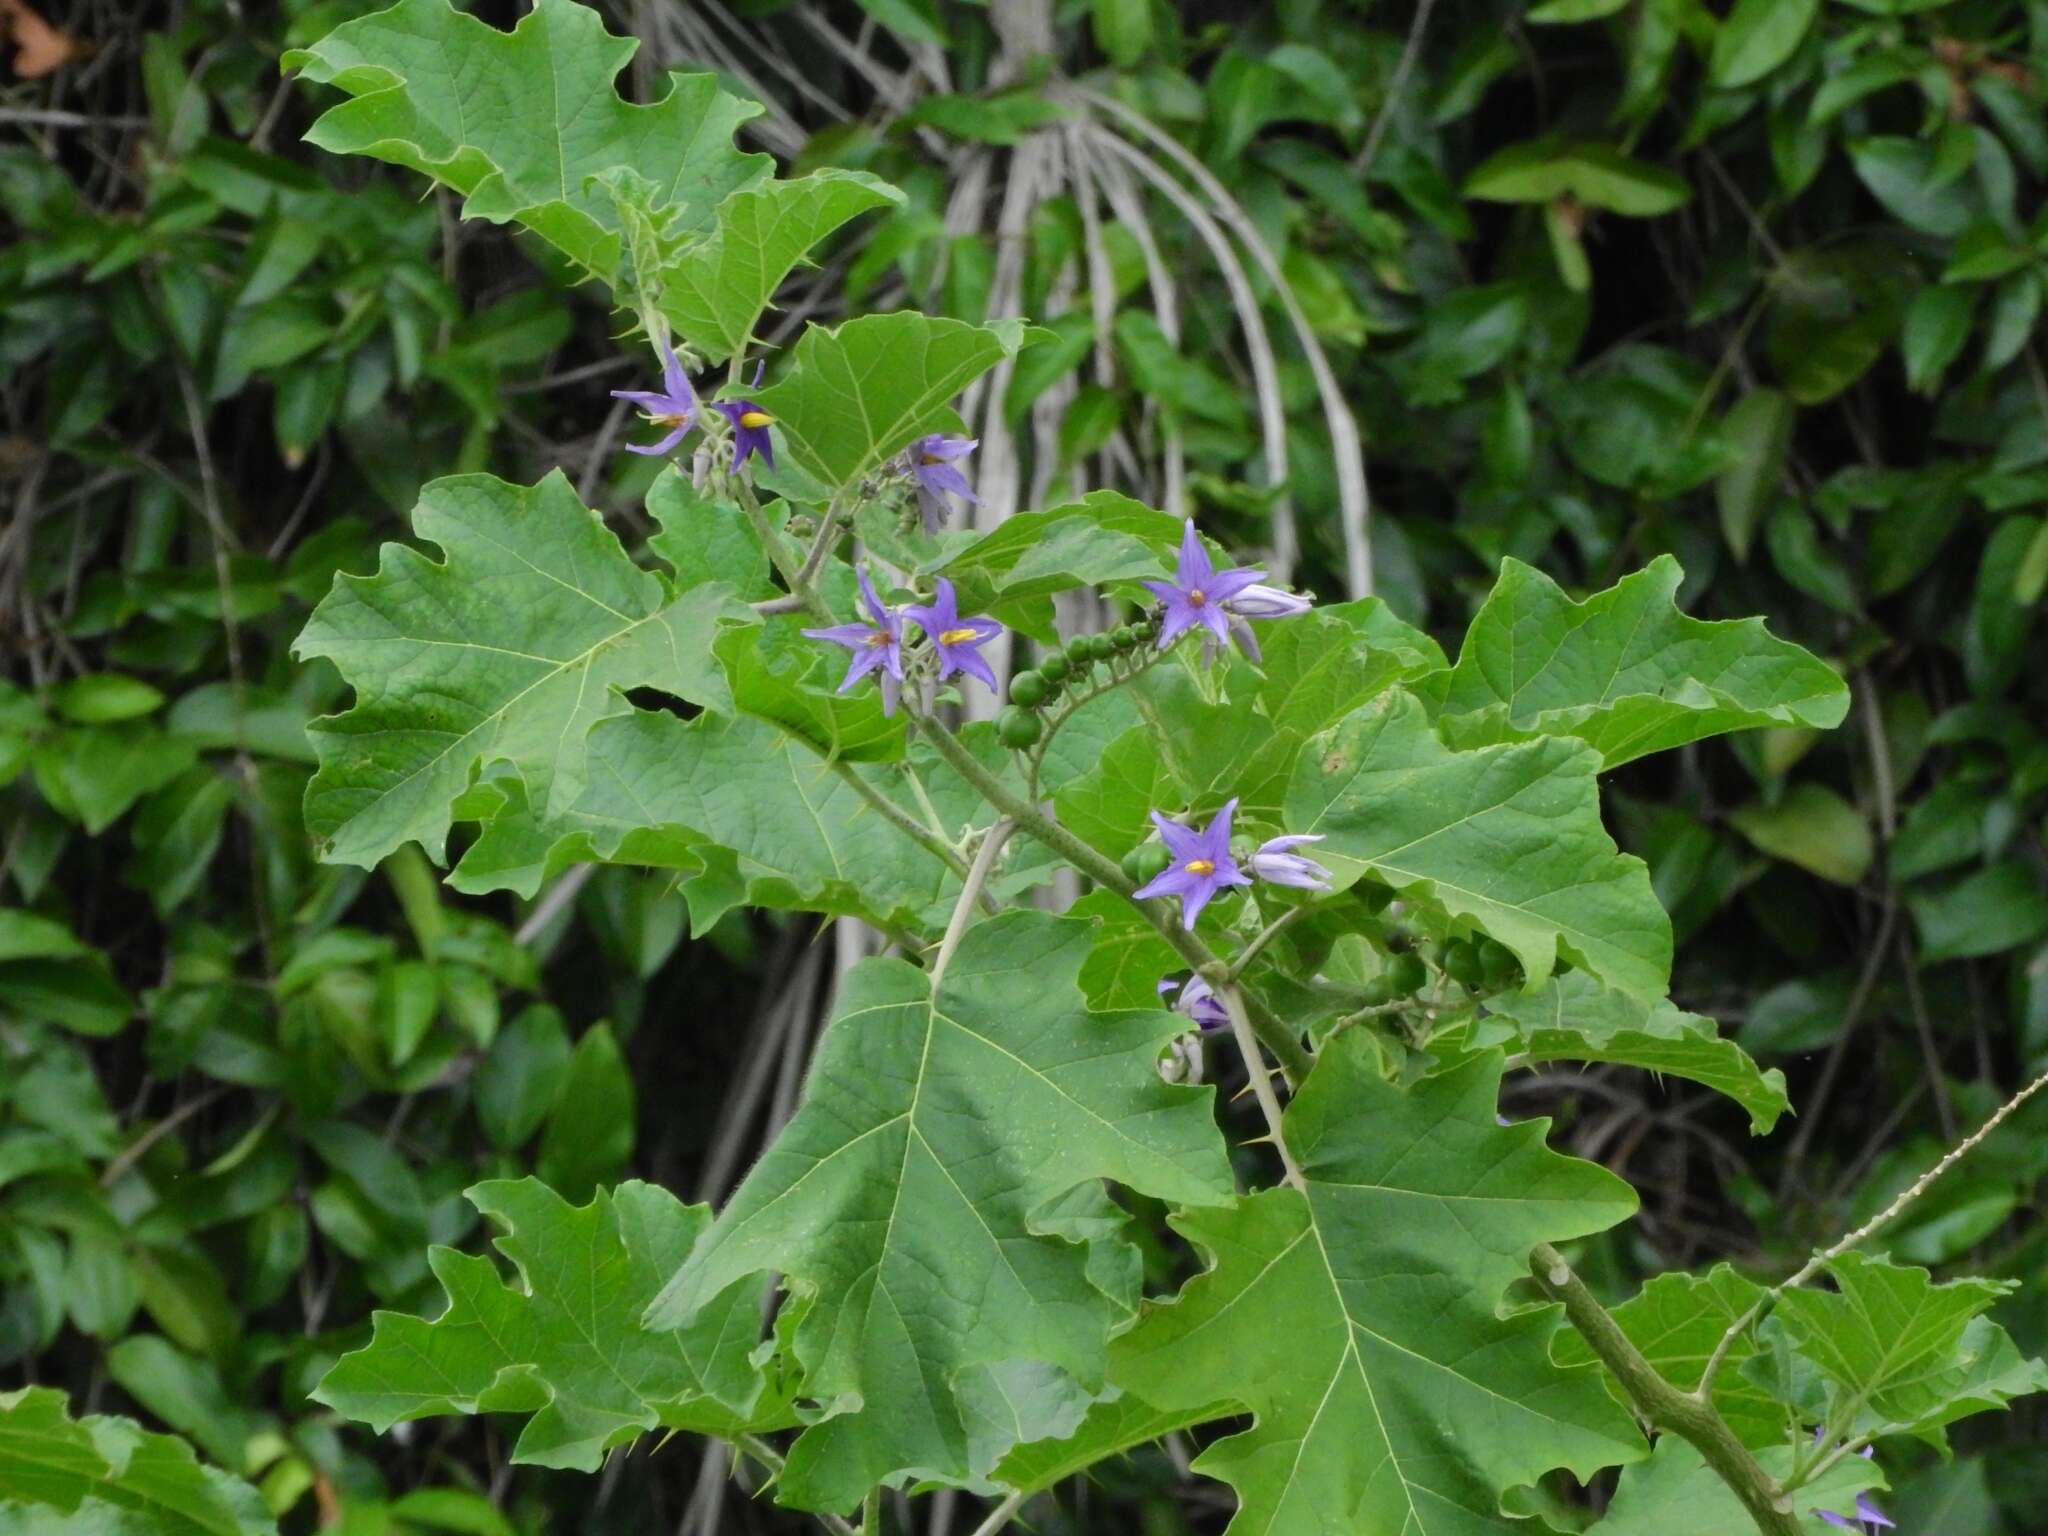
xmin=733 ymin=1437 xmax=859 ymax=1536
xmin=909 ymin=709 xmax=1315 ymax=1085
xmin=930 ymin=820 xmax=1013 ymax=990
xmin=1701 ymin=1066 xmax=2048 ymax=1399
xmin=1216 ymin=982 xmax=1305 ymax=1192
xmin=1529 ymin=1245 xmax=1803 ymax=1536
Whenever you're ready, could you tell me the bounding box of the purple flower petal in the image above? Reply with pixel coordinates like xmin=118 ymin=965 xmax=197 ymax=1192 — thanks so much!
xmin=1178 ymin=881 xmax=1221 ymax=930
xmin=1197 ymin=799 xmax=1240 ymax=862
xmin=658 ymin=334 xmax=691 ymax=399
xmin=1151 ymin=811 xmax=1205 ymax=863
xmin=948 ymin=646 xmax=1000 ymax=692
xmin=857 ymin=567 xmax=893 ymax=631
xmin=1133 ymin=863 xmax=1201 ymax=902
xmin=1174 ymin=519 xmax=1215 ymax=590
xmin=1204 ymin=566 xmax=1269 ymax=605
xmin=803 ymin=622 xmax=884 ymax=648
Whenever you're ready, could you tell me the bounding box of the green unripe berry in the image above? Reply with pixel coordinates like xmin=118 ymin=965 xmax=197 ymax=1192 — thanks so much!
xmin=1478 ymin=938 xmax=1520 ymax=990
xmin=1038 ymin=651 xmax=1071 ymax=681
xmin=1066 ymin=635 xmax=1096 ymax=666
xmin=1086 ymin=632 xmax=1117 ymax=660
xmin=1008 ymin=670 xmax=1049 ymax=707
xmin=1441 ymin=939 xmax=1482 ymax=988
xmin=1134 ymin=616 xmax=1158 ymax=639
xmin=1112 ymin=625 xmax=1139 ymax=649
xmin=1385 ymin=952 xmax=1428 ymax=996
xmin=997 ymin=707 xmax=1043 ymax=749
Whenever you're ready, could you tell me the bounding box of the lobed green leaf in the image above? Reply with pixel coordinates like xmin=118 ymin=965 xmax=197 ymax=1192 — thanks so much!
xmin=644 ymin=911 xmax=1235 ymax=1511
xmin=1109 ymin=1040 xmax=1644 ymax=1536
xmin=314 ymin=1179 xmax=781 ymax=1472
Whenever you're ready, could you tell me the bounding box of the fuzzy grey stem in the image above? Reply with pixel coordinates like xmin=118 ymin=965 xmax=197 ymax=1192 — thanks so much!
xmin=1703 ymin=1065 xmax=2048 ymax=1396
xmin=1530 ymin=1245 xmax=1802 ymax=1536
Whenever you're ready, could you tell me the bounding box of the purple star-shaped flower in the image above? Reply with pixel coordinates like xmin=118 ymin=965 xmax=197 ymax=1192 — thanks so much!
xmin=1158 ymin=975 xmax=1229 ymax=1031
xmin=1143 ymin=521 xmax=1268 ymax=652
xmin=801 ymin=566 xmax=905 ymax=715
xmin=711 ymin=397 xmax=776 ymax=471
xmin=902 ymin=578 xmax=1003 ymax=693
xmin=610 ymin=334 xmax=698 ymax=456
xmin=1133 ymin=798 xmax=1253 ymax=930
xmin=906 ymin=434 xmax=978 ymax=534
xmin=1249 ymin=833 xmax=1332 ymax=892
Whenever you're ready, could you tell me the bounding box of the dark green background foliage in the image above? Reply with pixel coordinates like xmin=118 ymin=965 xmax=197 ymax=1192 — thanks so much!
xmin=4 ymin=0 xmax=2047 ymax=1530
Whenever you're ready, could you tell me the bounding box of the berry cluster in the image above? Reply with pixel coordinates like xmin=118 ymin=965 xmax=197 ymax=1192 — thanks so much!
xmin=995 ymin=617 xmax=1159 ymax=748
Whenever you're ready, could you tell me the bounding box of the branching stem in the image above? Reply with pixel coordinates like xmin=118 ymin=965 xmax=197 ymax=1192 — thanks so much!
xmin=1700 ymin=1065 xmax=2048 ymax=1398
xmin=829 ymin=761 xmax=989 ymax=909
xmin=909 ymin=710 xmax=1314 ymax=1085
xmin=1529 ymin=1245 xmax=1802 ymax=1536
xmin=1024 ymin=639 xmax=1170 ymax=794
xmin=1217 ymin=982 xmax=1305 ymax=1192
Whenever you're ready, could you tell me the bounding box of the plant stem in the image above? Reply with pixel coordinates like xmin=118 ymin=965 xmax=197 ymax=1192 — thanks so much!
xmin=829 ymin=761 xmax=985 ymax=901
xmin=1701 ymin=1064 xmax=2048 ymax=1396
xmin=1227 ymin=905 xmax=1308 ymax=981
xmin=965 ymin=1490 xmax=1027 ymax=1536
xmin=1529 ymin=1244 xmax=1802 ymax=1536
xmin=793 ymin=500 xmax=848 ymax=591
xmin=734 ymin=480 xmax=825 ymax=620
xmin=1219 ymin=983 xmax=1305 ymax=1192
xmin=861 ymin=1485 xmax=883 ymax=1536
xmin=733 ymin=1436 xmax=858 ymax=1536
xmin=1024 ymin=640 xmax=1169 ymax=794
xmin=910 ymin=711 xmax=1314 ymax=1085
xmin=930 ymin=820 xmax=1013 ymax=989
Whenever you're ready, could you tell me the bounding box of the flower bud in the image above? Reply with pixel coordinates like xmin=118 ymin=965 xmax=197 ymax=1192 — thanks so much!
xmin=1157 ymin=1034 xmax=1204 ymax=1085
